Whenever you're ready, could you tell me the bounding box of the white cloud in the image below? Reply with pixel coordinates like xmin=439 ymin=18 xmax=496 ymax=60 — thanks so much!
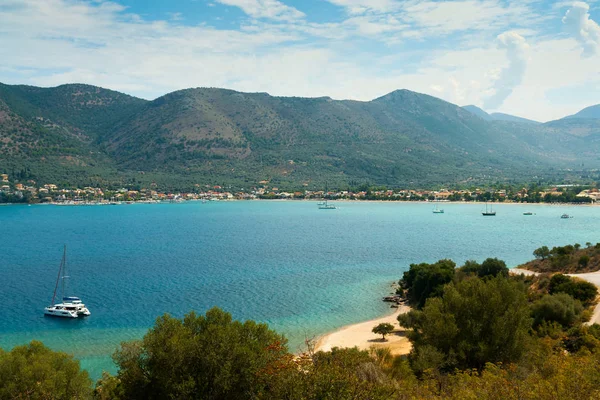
xmin=214 ymin=0 xmax=305 ymax=21
xmin=401 ymin=0 xmax=539 ymax=36
xmin=483 ymin=32 xmax=529 ymax=109
xmin=0 ymin=0 xmax=598 ymax=121
xmin=324 ymin=0 xmax=399 ymax=14
xmin=562 ymin=2 xmax=600 ymax=56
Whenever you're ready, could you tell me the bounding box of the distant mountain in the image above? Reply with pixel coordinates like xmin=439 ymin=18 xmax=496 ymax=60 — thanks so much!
xmin=543 ymin=118 xmax=600 ymax=138
xmin=462 ymin=105 xmax=493 ymax=121
xmin=565 ymin=104 xmax=600 ymax=120
xmin=489 ymin=112 xmax=540 ymax=125
xmin=462 ymin=105 xmax=539 ymax=124
xmin=1 ymin=83 xmax=599 ymax=189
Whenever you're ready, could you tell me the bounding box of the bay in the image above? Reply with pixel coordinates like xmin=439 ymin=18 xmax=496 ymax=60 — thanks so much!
xmin=0 ymin=201 xmax=598 ymax=379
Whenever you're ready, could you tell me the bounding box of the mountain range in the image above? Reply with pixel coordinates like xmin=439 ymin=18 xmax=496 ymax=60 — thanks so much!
xmin=461 ymin=105 xmax=541 ymax=125
xmin=1 ymin=82 xmax=599 ymax=190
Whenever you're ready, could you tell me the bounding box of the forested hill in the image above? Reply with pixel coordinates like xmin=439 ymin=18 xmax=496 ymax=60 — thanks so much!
xmin=1 ymin=82 xmax=600 ymax=190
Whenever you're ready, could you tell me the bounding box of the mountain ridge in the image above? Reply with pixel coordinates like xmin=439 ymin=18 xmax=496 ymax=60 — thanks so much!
xmin=462 ymin=105 xmax=540 ymax=124
xmin=1 ymin=82 xmax=599 ymax=189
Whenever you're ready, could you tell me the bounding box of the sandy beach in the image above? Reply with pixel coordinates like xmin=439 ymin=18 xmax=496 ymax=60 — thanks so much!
xmin=315 ymin=305 xmax=412 ymax=355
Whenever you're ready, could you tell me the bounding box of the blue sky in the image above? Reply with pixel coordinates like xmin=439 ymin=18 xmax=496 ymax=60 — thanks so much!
xmin=0 ymin=0 xmax=599 ymax=121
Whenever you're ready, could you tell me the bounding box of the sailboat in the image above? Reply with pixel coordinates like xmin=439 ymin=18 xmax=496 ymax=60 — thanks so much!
xmin=318 ymin=182 xmax=336 ymax=210
xmin=482 ymin=202 xmax=496 ymax=216
xmin=432 ymin=204 xmax=444 ymax=214
xmin=44 ymin=245 xmax=91 ymax=318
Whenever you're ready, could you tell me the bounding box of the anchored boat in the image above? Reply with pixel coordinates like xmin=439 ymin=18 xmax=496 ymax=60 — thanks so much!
xmin=482 ymin=202 xmax=496 ymax=216
xmin=44 ymin=245 xmax=91 ymax=318
xmin=318 ymin=182 xmax=336 ymax=210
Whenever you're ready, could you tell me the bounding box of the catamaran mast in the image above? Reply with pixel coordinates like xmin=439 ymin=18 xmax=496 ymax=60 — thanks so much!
xmin=61 ymin=245 xmax=67 ymax=301
xmin=51 ymin=245 xmax=66 ymax=305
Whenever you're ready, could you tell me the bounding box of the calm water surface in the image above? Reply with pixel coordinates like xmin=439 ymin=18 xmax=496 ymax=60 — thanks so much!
xmin=1 ymin=201 xmax=598 ymax=378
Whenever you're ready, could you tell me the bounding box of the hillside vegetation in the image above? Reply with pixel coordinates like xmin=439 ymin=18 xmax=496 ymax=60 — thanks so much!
xmin=2 ymin=83 xmax=600 ymax=189
xmin=521 ymin=243 xmax=600 ymax=273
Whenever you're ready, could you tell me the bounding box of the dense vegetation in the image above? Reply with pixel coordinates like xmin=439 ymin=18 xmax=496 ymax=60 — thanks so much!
xmin=2 ymin=83 xmax=600 ymax=189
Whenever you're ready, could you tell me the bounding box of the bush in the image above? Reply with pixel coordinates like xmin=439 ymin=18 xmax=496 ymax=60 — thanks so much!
xmin=531 ymin=293 xmax=583 ymax=328
xmin=578 ymin=255 xmax=590 ymax=268
xmin=549 ymin=274 xmax=598 ymax=304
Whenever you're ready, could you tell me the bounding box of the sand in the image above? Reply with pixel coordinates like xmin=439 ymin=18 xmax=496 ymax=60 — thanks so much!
xmin=315 ymin=305 xmax=412 ymax=356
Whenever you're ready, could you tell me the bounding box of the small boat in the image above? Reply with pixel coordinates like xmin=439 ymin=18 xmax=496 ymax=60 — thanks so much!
xmin=482 ymin=202 xmax=496 ymax=216
xmin=318 ymin=182 xmax=336 ymax=210
xmin=560 ymin=214 xmax=573 ymax=219
xmin=318 ymin=201 xmax=336 ymax=210
xmin=44 ymin=245 xmax=91 ymax=318
xmin=433 ymin=204 xmax=444 ymax=214
xmin=523 ymin=212 xmax=534 ymax=215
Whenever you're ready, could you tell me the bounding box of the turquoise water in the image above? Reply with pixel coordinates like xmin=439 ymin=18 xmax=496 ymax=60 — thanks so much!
xmin=1 ymin=201 xmax=599 ymax=379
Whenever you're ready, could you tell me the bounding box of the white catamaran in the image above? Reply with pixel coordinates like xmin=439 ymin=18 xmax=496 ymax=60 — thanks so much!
xmin=44 ymin=245 xmax=91 ymax=318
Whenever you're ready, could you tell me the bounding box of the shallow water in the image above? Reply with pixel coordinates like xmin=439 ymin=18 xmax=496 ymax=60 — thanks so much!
xmin=0 ymin=201 xmax=597 ymax=378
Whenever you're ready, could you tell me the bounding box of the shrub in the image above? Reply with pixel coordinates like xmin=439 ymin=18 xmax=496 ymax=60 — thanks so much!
xmin=549 ymin=274 xmax=598 ymax=304
xmin=531 ymin=293 xmax=583 ymax=328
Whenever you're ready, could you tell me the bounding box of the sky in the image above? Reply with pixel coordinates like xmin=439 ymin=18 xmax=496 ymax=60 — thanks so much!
xmin=0 ymin=0 xmax=599 ymax=122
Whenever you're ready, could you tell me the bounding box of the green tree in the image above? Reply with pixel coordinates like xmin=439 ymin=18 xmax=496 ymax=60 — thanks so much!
xmin=460 ymin=260 xmax=480 ymax=275
xmin=401 ymin=259 xmax=455 ymax=308
xmin=477 ymin=258 xmax=509 ymax=278
xmin=372 ymin=323 xmax=395 ymax=341
xmin=112 ymin=307 xmax=289 ymax=400
xmin=578 ymin=254 xmax=590 ymax=268
xmin=533 ymin=245 xmax=551 ymax=260
xmin=399 ymin=276 xmax=532 ymax=372
xmin=0 ymin=341 xmax=92 ymax=399
xmin=531 ymin=293 xmax=584 ymax=328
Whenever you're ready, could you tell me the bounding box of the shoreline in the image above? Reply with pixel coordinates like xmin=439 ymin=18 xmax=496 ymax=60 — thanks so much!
xmin=314 ymin=305 xmax=412 ymax=356
xmin=3 ymin=199 xmax=599 ymax=207
xmin=313 ymin=264 xmax=576 ymax=356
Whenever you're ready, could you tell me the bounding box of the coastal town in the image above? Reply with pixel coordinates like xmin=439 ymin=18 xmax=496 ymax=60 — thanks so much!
xmin=1 ymin=173 xmax=598 ymax=204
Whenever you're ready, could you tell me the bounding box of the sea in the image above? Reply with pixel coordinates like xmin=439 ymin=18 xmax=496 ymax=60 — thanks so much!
xmin=0 ymin=201 xmax=598 ymax=379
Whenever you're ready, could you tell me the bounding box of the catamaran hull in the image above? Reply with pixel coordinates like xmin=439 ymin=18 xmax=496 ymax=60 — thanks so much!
xmin=44 ymin=308 xmax=78 ymax=318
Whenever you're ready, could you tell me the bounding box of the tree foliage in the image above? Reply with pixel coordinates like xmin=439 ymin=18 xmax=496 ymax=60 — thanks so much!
xmin=399 ymin=276 xmax=532 ymax=372
xmin=372 ymin=323 xmax=395 ymax=340
xmin=401 ymin=259 xmax=456 ymax=308
xmin=111 ymin=307 xmax=289 ymax=400
xmin=0 ymin=341 xmax=92 ymax=400
xmin=534 ymin=246 xmax=551 ymax=260
xmin=459 ymin=258 xmax=508 ymax=278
